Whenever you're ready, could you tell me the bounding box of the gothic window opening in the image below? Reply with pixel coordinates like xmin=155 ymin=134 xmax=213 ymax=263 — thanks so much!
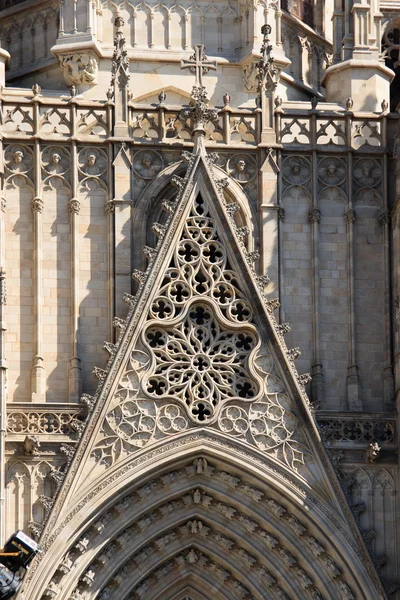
xmin=382 ymin=21 xmax=400 ymax=111
xmin=282 ymin=0 xmax=314 ymax=29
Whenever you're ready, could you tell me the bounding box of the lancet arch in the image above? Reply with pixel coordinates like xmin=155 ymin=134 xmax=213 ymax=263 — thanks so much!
xmin=133 ymin=157 xmax=257 ymax=274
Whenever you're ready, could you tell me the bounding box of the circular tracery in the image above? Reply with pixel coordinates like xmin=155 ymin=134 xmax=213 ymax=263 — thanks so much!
xmin=144 ymin=302 xmax=260 ymax=422
xmin=152 ymin=195 xmax=253 ymax=323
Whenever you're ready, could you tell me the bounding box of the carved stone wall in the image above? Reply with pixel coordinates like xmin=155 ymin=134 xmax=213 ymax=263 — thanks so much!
xmin=0 ymin=2 xmax=59 ymax=84
xmin=280 ymin=150 xmax=389 ymax=412
xmin=0 ymin=2 xmax=399 ymax=598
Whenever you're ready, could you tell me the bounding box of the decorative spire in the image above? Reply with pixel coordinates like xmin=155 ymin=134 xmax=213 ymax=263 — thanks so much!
xmin=180 ymin=45 xmax=218 ymax=138
xmin=257 ymin=25 xmax=283 ymax=143
xmin=257 ymin=24 xmax=280 ymax=93
xmin=107 ymin=12 xmax=130 ymax=102
xmin=108 ymin=12 xmax=130 ymax=135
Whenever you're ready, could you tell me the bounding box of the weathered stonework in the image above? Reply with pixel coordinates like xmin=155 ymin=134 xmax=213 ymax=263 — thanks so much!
xmin=0 ymin=0 xmax=399 ymax=598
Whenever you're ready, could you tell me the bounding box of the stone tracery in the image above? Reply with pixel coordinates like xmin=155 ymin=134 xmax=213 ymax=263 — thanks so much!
xmin=91 ymin=186 xmax=304 ymax=469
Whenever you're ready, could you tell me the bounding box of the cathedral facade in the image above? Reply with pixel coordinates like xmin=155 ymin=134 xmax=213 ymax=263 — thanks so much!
xmin=0 ymin=0 xmax=399 ymax=598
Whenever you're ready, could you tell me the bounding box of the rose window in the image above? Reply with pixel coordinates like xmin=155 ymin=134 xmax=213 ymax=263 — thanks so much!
xmin=143 ymin=302 xmax=261 ymax=422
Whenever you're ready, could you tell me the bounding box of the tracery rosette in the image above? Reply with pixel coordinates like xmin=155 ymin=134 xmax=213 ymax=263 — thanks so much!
xmin=142 ymin=299 xmax=262 ymax=424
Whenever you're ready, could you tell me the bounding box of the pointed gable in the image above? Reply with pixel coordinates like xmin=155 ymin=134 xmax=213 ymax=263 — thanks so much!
xmin=18 ymin=141 xmax=386 ymax=600
xmin=62 ymin=142 xmax=321 ymax=492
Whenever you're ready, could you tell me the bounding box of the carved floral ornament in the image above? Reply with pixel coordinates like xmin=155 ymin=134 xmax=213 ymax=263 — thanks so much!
xmin=92 ymin=193 xmax=305 ymax=470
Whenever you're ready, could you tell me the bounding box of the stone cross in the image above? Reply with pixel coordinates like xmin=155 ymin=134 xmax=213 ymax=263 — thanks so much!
xmin=180 ymin=44 xmax=217 ymax=87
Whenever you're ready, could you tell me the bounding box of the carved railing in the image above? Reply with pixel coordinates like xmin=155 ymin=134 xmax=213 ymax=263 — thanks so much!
xmin=1 ymin=88 xmax=394 ymax=152
xmin=7 ymin=404 xmax=87 ymax=436
xmin=0 ymin=91 xmax=258 ymax=148
xmin=316 ymin=414 xmax=396 ymax=445
xmin=277 ymin=106 xmax=391 ymax=150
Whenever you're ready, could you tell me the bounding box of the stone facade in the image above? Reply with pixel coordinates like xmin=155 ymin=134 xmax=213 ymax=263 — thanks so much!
xmin=0 ymin=0 xmax=399 ymax=599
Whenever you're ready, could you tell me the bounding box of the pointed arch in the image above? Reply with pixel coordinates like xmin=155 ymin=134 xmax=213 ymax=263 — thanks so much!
xmin=133 ymin=158 xmax=257 ymax=274
xmin=16 ymin=442 xmax=380 ymax=600
xmin=6 ymin=461 xmax=31 ymax=538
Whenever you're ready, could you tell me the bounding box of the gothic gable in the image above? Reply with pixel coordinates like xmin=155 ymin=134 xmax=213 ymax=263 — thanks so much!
xmin=55 ymin=144 xmax=326 ymax=501
xmin=15 ymin=141 xmax=386 ymax=600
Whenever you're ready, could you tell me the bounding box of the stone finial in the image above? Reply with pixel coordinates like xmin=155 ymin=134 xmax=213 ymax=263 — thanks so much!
xmin=223 ymin=93 xmax=231 ymax=106
xmin=346 ymin=97 xmax=353 ymax=111
xmin=158 ymin=90 xmax=167 ymax=104
xmin=366 ymin=442 xmax=381 ymax=463
xmin=107 ymin=12 xmax=130 ymax=102
xmin=180 ymin=45 xmax=219 ymax=136
xmin=32 ymin=84 xmax=41 ymax=96
xmin=257 ymin=24 xmax=280 ymax=92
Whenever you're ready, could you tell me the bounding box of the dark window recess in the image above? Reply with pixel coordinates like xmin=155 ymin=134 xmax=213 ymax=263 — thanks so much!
xmin=282 ymin=0 xmax=314 ymax=29
xmin=0 ymin=0 xmax=27 ymax=10
xmin=382 ymin=26 xmax=400 ymax=112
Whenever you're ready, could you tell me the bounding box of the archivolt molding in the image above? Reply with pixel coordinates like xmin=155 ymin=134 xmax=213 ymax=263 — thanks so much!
xmin=39 ymin=459 xmax=355 ymax=600
xmin=18 ymin=435 xmax=384 ymax=600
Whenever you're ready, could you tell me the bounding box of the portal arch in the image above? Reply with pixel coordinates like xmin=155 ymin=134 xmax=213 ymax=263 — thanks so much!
xmin=19 ymin=434 xmax=378 ymax=600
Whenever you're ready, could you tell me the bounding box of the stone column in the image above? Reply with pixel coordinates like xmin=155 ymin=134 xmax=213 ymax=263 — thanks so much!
xmin=379 ymin=209 xmax=394 ymax=410
xmin=345 ymin=163 xmax=361 ymax=410
xmin=0 ymin=48 xmax=10 ymax=88
xmin=68 ymin=107 xmax=82 ymax=401
xmin=391 ymin=138 xmax=400 ymax=409
xmin=309 ymin=163 xmax=324 ymax=407
xmin=259 ymin=150 xmax=280 ymax=292
xmin=31 ymin=99 xmax=45 ymax=401
xmin=113 ymin=144 xmax=133 ymax=319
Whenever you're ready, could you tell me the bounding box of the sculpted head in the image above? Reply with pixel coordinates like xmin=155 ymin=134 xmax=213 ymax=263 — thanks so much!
xmin=13 ymin=150 xmax=24 ymax=164
xmin=51 ymin=153 xmax=61 ymax=165
xmin=291 ymin=163 xmax=301 ymax=175
xmin=236 ymin=159 xmax=246 ymax=173
xmin=142 ymin=155 xmax=152 ymax=169
xmin=327 ymin=163 xmax=337 ymax=176
xmin=87 ymin=154 xmax=96 ymax=167
xmin=362 ymin=165 xmax=371 ymax=178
